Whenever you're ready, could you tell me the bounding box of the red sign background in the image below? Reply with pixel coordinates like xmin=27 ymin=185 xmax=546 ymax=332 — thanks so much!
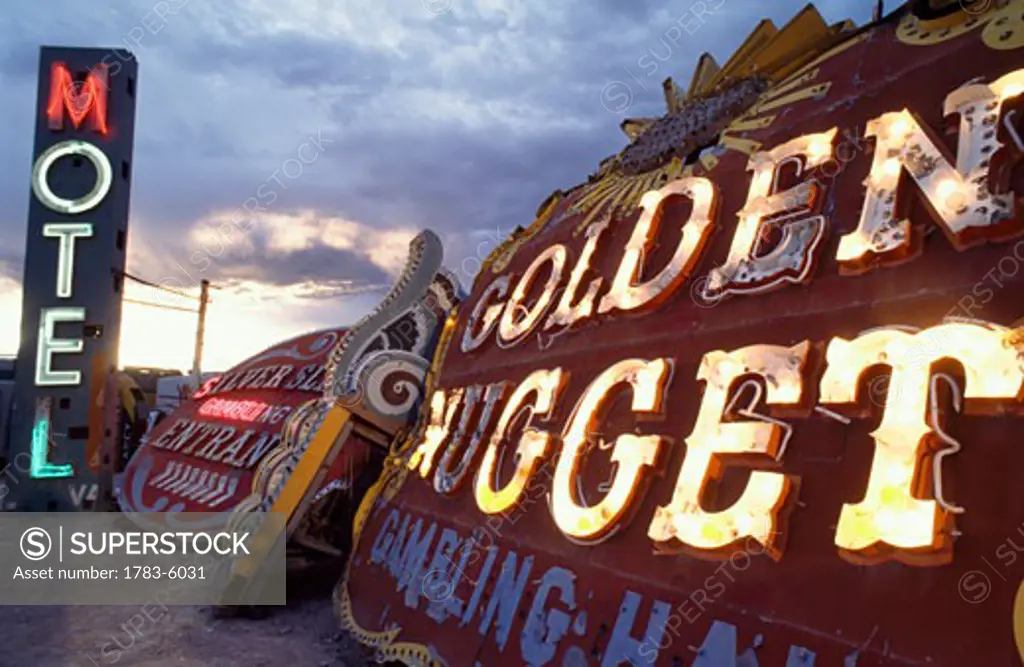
xmin=119 ymin=327 xmax=345 ymax=518
xmin=342 ymin=15 xmax=1024 ymax=667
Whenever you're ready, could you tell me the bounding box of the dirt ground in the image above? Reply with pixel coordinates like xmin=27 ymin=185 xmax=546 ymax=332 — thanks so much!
xmin=0 ymin=562 xmax=375 ymax=667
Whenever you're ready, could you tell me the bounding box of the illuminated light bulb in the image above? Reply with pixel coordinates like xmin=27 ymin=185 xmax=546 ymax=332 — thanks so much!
xmin=880 ymin=485 xmax=905 ymax=506
xmin=577 ymin=516 xmax=594 ymax=534
xmin=937 ymin=175 xmax=966 ymax=211
xmin=883 ymin=158 xmax=901 ymax=178
xmin=734 ymin=512 xmax=756 ymax=537
xmin=551 ymin=359 xmax=671 ymax=540
xmin=690 ymin=179 xmax=713 ymax=201
xmin=649 ymin=342 xmax=809 ymax=560
xmin=840 ymin=71 xmax=1024 ymax=272
xmin=704 ymin=128 xmax=835 ymax=300
xmin=1002 ymin=84 xmax=1023 ymax=100
xmin=749 ymin=170 xmax=772 ymax=197
xmin=836 ymin=234 xmax=871 ymax=263
xmin=639 ymin=189 xmax=661 ymax=208
xmin=822 ymin=322 xmax=1024 ymax=564
xmin=875 ymin=509 xmax=899 ymax=538
xmin=808 ymin=139 xmax=832 ymax=162
xmin=881 ymin=461 xmax=911 ymax=487
xmin=889 ymin=116 xmax=910 ymax=139
xmin=598 ymin=177 xmax=718 ymax=315
xmin=845 ymin=511 xmax=873 ymax=541
xmin=475 ymin=368 xmax=567 ymax=514
xmin=936 ymin=178 xmax=958 ymax=200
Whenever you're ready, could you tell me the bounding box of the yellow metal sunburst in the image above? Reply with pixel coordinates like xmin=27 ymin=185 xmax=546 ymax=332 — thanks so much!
xmin=559 ymin=4 xmax=856 ymax=238
xmin=483 ymin=2 xmax=1024 ymax=279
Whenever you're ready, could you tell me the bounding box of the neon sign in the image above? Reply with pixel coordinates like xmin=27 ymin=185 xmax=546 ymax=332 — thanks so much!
xmin=26 ymin=54 xmax=119 ymax=482
xmin=29 ymin=397 xmax=70 ymax=479
xmin=46 ymin=62 xmax=109 ymax=134
xmin=197 ymin=398 xmax=270 ymax=422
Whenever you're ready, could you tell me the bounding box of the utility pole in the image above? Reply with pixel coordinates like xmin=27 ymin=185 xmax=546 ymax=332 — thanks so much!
xmin=192 ymin=279 xmax=211 ymax=390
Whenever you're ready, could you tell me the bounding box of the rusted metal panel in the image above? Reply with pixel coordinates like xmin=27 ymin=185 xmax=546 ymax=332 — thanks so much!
xmin=341 ymin=5 xmax=1024 ymax=666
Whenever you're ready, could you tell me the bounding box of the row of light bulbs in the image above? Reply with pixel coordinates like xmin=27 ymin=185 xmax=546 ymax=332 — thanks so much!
xmin=461 ymin=68 xmax=1023 ymax=355
xmin=411 ymin=320 xmax=1023 ymax=565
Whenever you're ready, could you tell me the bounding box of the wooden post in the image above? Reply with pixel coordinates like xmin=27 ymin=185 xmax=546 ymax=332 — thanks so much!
xmin=191 ymin=279 xmax=210 ymax=390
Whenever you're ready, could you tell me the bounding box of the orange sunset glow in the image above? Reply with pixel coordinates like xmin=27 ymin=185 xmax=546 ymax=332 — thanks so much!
xmin=0 ymin=277 xmax=380 ymax=372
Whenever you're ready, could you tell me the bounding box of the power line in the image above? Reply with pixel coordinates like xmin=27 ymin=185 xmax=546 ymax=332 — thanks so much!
xmin=121 ymin=270 xmax=198 ymax=299
xmin=122 ymin=297 xmax=200 ymax=314
xmin=117 ymin=271 xmax=214 ymax=382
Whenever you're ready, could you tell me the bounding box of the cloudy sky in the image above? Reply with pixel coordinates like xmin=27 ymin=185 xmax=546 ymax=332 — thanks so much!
xmin=0 ymin=0 xmax=884 ymax=371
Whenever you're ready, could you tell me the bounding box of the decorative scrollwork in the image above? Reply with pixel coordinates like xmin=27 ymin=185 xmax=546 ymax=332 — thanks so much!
xmin=324 ymin=233 xmax=438 ymax=381
xmin=228 ymin=229 xmax=461 ymax=534
xmin=339 ymin=350 xmax=430 ymax=423
xmin=324 ymin=231 xmax=460 ymax=430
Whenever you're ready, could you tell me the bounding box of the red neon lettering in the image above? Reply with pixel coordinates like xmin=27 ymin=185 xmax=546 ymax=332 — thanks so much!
xmin=197 ymin=398 xmax=270 ymax=423
xmin=47 ymin=62 xmax=109 ymax=134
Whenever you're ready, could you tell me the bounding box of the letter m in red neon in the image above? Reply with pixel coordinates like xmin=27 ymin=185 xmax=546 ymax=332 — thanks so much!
xmin=47 ymin=62 xmax=109 ymax=134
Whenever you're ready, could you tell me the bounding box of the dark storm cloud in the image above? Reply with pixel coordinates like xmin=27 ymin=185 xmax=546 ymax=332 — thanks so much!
xmin=198 ymin=231 xmax=393 ymax=288
xmin=168 ymin=30 xmax=394 ymax=92
xmin=308 ymin=126 xmax=613 ymax=245
xmin=0 ymin=0 xmax=882 ymax=301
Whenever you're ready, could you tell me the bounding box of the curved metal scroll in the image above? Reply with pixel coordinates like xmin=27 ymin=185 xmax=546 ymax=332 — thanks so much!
xmin=227 ymin=229 xmax=461 ymax=552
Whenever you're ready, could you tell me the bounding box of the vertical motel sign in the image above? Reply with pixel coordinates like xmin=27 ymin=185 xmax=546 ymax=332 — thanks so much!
xmin=9 ymin=47 xmax=138 ymax=510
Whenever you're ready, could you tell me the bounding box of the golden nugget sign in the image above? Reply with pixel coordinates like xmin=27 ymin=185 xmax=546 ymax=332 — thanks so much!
xmin=409 ymin=67 xmax=1024 ymax=566
xmin=341 ymin=8 xmax=1024 ymax=664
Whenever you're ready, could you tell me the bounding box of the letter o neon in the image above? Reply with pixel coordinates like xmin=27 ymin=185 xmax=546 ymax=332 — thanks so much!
xmin=32 ymin=140 xmax=113 ymax=215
